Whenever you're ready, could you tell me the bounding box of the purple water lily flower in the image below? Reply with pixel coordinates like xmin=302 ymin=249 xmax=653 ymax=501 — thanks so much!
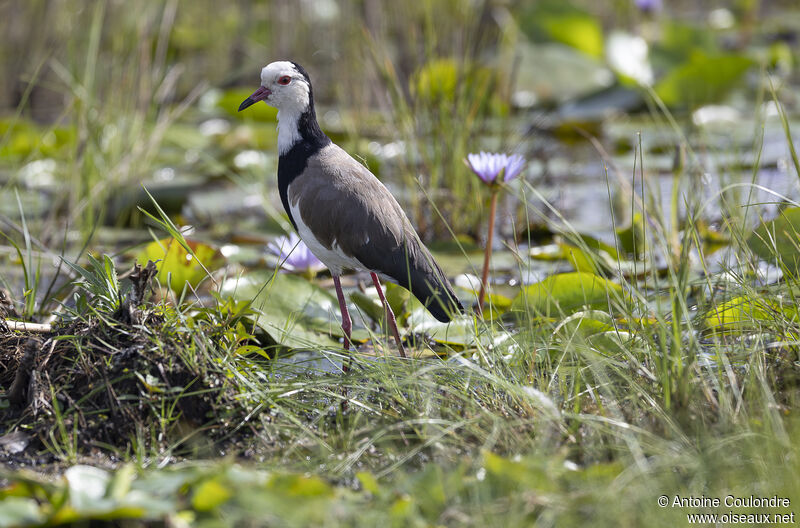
xmin=466 ymin=151 xmax=526 ymax=316
xmin=634 ymin=0 xmax=662 ymax=14
xmin=467 ymin=152 xmax=526 ymax=185
xmin=267 ymin=233 xmax=324 ymax=273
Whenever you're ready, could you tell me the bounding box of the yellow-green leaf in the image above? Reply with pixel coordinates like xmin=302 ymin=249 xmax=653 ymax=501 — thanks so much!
xmin=747 ymin=207 xmax=800 ymax=276
xmin=704 ymin=296 xmax=797 ymax=333
xmin=540 ymin=13 xmax=604 ymax=58
xmin=356 ymin=472 xmax=380 ymax=495
xmin=654 ymin=51 xmax=754 ymax=108
xmin=191 ymin=479 xmax=232 ymax=512
xmin=512 ymin=272 xmax=624 ymax=316
xmin=136 ymin=238 xmax=222 ymax=292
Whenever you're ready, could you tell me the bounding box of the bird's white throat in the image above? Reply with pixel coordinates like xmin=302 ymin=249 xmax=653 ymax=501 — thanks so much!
xmin=277 ymin=109 xmax=303 ymax=155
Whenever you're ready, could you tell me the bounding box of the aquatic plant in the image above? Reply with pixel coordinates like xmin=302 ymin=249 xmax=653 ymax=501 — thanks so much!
xmin=267 ymin=232 xmax=324 ymax=276
xmin=466 ymin=151 xmax=525 ymax=314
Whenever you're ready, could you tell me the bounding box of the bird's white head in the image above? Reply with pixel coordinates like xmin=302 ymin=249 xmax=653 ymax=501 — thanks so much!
xmin=238 ymin=61 xmax=311 ymax=115
xmin=239 ymin=61 xmax=316 ymax=154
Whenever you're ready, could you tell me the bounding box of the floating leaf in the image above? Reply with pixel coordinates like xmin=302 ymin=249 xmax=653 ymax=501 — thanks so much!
xmin=553 ymin=310 xmax=616 ymax=337
xmin=162 ymin=122 xmax=212 ymax=150
xmin=192 ymin=478 xmax=232 ymax=512
xmin=606 ymin=32 xmax=653 ymax=85
xmin=747 ymin=207 xmax=800 ymax=275
xmin=557 ymin=235 xmax=660 ymax=279
xmin=695 ymin=219 xmax=731 ymax=249
xmin=654 ymin=51 xmax=754 ymax=108
xmin=384 ymin=282 xmax=412 ymax=323
xmin=406 ymin=308 xmax=510 ymax=348
xmin=514 ymin=42 xmax=614 ymax=106
xmin=539 ymin=11 xmax=604 ymax=58
xmin=653 ymin=22 xmax=719 ymax=69
xmin=0 ymin=497 xmax=44 ymax=526
xmin=616 ymin=213 xmax=647 ymax=258
xmin=136 ymin=238 xmax=222 ymax=292
xmin=65 ymin=465 xmax=111 ymax=512
xmin=357 ymin=472 xmax=381 ymax=495
xmin=520 ymin=2 xmax=604 ymax=58
xmin=704 ymin=295 xmax=797 ymax=333
xmin=270 ymin=474 xmax=333 ymax=498
xmin=221 ymin=271 xmax=369 ymax=350
xmin=512 ymin=272 xmax=624 ymax=316
xmin=0 ymin=118 xmax=76 ymax=160
xmin=235 ymin=344 xmax=270 ymax=359
xmin=483 ymin=451 xmax=535 ymax=486
xmin=390 ymin=496 xmax=414 ymax=518
xmin=483 ymin=292 xmax=514 ymax=318
xmin=107 ymin=464 xmax=136 ymax=500
xmin=350 ymin=290 xmax=385 ymax=324
xmin=558 ymin=233 xmax=619 ymax=274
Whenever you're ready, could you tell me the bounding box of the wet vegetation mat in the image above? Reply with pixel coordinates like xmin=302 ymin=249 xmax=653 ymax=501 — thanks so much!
xmin=1 ymin=262 xmax=250 ymax=467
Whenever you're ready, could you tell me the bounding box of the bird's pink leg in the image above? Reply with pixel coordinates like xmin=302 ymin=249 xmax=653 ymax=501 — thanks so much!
xmin=332 ymin=275 xmax=353 ymax=351
xmin=332 ymin=276 xmax=353 ymax=402
xmin=371 ymin=272 xmax=407 ymax=358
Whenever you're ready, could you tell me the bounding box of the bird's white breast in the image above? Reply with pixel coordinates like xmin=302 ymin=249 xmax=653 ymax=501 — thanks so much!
xmin=277 ymin=110 xmax=303 ymax=155
xmin=288 ymin=200 xmax=364 ymax=276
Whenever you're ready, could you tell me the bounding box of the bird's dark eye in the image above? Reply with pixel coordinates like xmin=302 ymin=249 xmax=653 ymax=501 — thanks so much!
xmin=277 ymin=76 xmax=291 ymax=85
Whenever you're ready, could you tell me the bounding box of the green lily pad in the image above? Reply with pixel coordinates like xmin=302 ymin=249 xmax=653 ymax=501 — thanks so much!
xmin=429 ymin=249 xmax=517 ymax=278
xmin=747 ymin=207 xmax=800 ymax=276
xmin=0 ymin=497 xmax=44 ymax=526
xmin=350 ymin=290 xmax=386 ymax=324
xmin=654 ymin=51 xmax=754 ymax=108
xmin=539 ymin=12 xmax=603 ymax=58
xmin=192 ymin=478 xmax=232 ymax=512
xmin=406 ymin=308 xmax=510 ymax=348
xmin=383 ymin=282 xmax=412 ymax=324
xmin=0 ymin=118 xmax=76 ymax=160
xmin=221 ymin=272 xmax=370 ymax=349
xmin=704 ymin=295 xmax=797 ymax=333
xmin=616 ymin=213 xmax=647 ymax=259
xmin=655 ymin=22 xmax=719 ymax=66
xmin=557 ymin=235 xmax=661 ymax=279
xmin=513 ymin=42 xmax=612 ymax=105
xmin=520 ymin=3 xmax=604 ymax=58
xmin=271 ymin=474 xmax=332 ymax=498
xmin=136 ymin=238 xmax=222 ymax=292
xmin=483 ymin=292 xmax=514 ymax=318
xmin=553 ymin=309 xmax=616 ymax=337
xmin=512 ymin=272 xmax=624 ymax=316
xmin=558 ymin=232 xmax=620 ymax=274
xmin=695 ymin=220 xmax=731 ymax=250
xmin=65 ymin=465 xmax=111 ymax=509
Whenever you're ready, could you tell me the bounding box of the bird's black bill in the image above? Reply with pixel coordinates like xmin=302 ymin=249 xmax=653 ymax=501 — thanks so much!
xmin=238 ymin=97 xmax=256 ymax=112
xmin=238 ymin=86 xmax=271 ymax=112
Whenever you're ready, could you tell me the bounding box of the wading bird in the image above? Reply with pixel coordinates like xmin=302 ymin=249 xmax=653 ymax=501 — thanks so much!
xmin=238 ymin=61 xmax=463 ymax=357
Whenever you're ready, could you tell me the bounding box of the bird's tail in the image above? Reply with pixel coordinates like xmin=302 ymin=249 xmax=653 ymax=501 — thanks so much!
xmin=405 ymin=252 xmax=464 ymax=323
xmin=358 ymin=232 xmax=464 ymax=323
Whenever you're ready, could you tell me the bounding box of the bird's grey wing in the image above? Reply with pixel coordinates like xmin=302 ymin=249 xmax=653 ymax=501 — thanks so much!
xmin=290 ymin=145 xmax=462 ymax=321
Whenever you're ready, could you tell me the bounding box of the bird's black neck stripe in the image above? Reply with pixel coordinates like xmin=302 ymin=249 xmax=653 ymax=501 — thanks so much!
xmin=277 ymin=99 xmax=330 ymax=230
